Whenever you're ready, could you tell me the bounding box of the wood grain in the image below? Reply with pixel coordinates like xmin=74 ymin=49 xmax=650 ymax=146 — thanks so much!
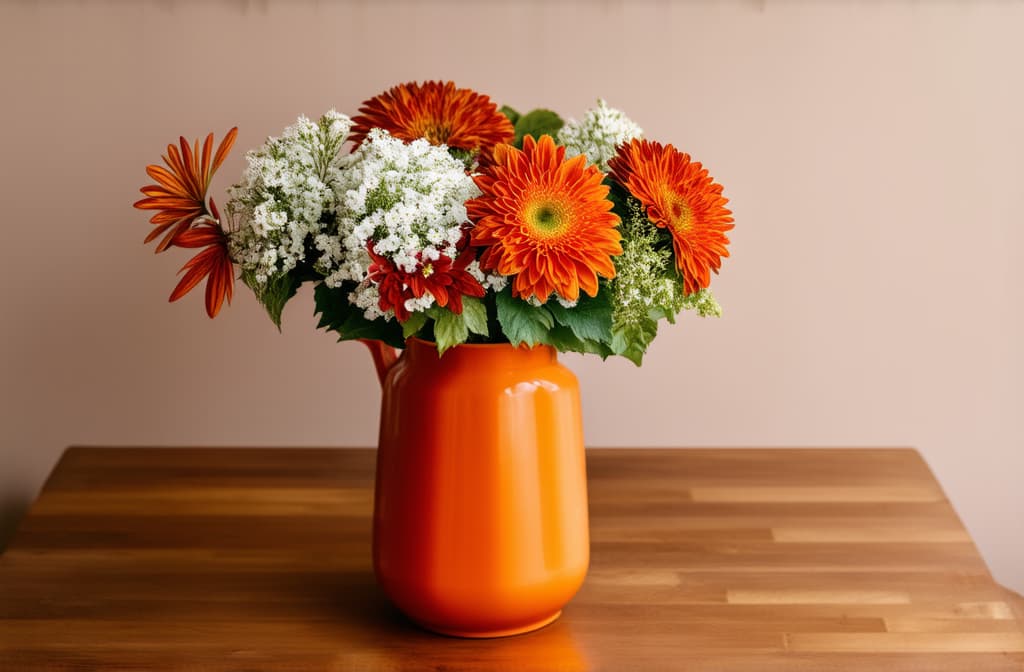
xmin=0 ymin=447 xmax=1020 ymax=671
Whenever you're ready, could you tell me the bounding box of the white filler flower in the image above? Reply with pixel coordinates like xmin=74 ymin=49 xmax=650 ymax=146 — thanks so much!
xmin=227 ymin=111 xmax=352 ymax=288
xmin=316 ymin=128 xmax=481 ymax=319
xmin=557 ymin=100 xmax=643 ymax=172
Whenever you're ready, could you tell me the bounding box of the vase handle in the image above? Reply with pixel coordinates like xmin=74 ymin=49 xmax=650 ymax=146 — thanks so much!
xmin=359 ymin=339 xmax=400 ymax=387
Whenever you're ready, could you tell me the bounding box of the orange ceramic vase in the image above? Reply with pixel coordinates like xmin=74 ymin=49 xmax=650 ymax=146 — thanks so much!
xmin=370 ymin=337 xmax=589 ymax=638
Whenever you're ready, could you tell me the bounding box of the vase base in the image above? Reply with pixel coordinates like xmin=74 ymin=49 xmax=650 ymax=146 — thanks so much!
xmin=415 ymin=610 xmax=562 ymax=639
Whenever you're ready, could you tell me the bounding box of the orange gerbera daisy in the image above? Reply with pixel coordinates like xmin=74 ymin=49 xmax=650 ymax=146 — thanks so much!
xmin=350 ymin=81 xmax=513 ymax=159
xmin=608 ymin=139 xmax=733 ymax=295
xmin=467 ymin=135 xmax=622 ymax=303
xmin=134 ymin=128 xmax=238 ymax=252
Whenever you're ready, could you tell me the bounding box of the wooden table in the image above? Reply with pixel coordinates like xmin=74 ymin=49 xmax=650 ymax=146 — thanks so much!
xmin=1 ymin=448 xmax=1021 ymax=671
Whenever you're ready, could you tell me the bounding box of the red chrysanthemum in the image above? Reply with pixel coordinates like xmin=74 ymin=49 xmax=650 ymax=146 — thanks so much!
xmin=367 ymin=241 xmax=485 ymax=323
xmin=350 ymin=81 xmax=514 ymax=160
xmin=133 ymin=128 xmax=238 ymax=317
xmin=608 ymin=139 xmax=733 ymax=295
xmin=467 ymin=135 xmax=622 ymax=303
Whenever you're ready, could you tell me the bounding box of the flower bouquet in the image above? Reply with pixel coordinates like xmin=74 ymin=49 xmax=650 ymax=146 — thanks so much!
xmin=133 ymin=80 xmax=734 ymax=636
xmin=133 ymin=81 xmax=732 ymax=365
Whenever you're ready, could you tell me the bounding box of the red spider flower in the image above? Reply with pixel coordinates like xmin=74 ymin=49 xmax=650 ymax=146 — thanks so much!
xmin=367 ymin=242 xmax=485 ymax=323
xmin=608 ymin=139 xmax=733 ymax=295
xmin=134 ymin=128 xmax=237 ymax=252
xmin=133 ymin=128 xmax=239 ymax=317
xmin=170 ymin=207 xmax=235 ymax=318
xmin=350 ymin=81 xmax=513 ymax=161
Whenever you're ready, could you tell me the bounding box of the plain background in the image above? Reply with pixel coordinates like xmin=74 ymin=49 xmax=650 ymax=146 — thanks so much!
xmin=0 ymin=0 xmax=1021 ymax=593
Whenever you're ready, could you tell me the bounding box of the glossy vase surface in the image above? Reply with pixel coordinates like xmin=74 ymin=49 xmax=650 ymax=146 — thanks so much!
xmin=372 ymin=338 xmax=589 ymax=638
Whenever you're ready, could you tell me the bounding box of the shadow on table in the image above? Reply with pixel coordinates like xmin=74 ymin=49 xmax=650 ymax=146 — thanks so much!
xmin=307 ymin=570 xmax=590 ymax=671
xmin=0 ymin=494 xmax=30 ymax=556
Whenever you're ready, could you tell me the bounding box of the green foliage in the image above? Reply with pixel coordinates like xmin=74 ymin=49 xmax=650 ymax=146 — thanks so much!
xmin=425 ymin=297 xmax=488 ymax=355
xmin=499 ymin=105 xmax=521 ymax=126
xmin=547 ymin=290 xmax=613 ymax=343
xmin=448 ymin=147 xmax=476 ymax=170
xmin=610 ymin=317 xmax=659 ymax=366
xmin=495 ymin=287 xmax=554 ymax=346
xmin=401 ymin=312 xmax=428 ymax=339
xmin=543 ymin=289 xmax=616 ymax=357
xmin=513 ymin=109 xmax=564 ymax=148
xmin=313 ymin=282 xmax=404 ymax=349
xmin=546 ymin=325 xmax=614 ymax=358
xmin=606 ymin=201 xmax=684 ymax=362
xmin=460 ymin=296 xmax=489 ymax=337
xmin=429 ymin=307 xmax=469 ymax=355
xmin=243 ymin=270 xmax=299 ymax=330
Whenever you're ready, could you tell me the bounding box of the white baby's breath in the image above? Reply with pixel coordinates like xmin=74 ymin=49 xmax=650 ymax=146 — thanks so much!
xmin=466 ymin=260 xmax=508 ymax=293
xmin=226 ymin=110 xmax=352 ymax=288
xmin=558 ymin=100 xmax=643 ymax=172
xmin=317 ymin=128 xmax=482 ymax=319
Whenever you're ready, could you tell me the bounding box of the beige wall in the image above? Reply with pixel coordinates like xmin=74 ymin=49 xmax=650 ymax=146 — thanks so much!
xmin=1 ymin=0 xmax=1021 ymax=592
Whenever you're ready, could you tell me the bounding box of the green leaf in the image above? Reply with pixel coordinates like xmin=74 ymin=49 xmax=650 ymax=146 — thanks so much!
xmin=499 ymin=105 xmax=520 ymax=126
xmin=610 ymin=317 xmax=659 ymax=366
xmin=245 ymin=272 xmax=299 ymax=330
xmin=402 ymin=312 xmax=428 ymax=339
xmin=430 ymin=307 xmax=468 ymax=355
xmin=649 ymin=305 xmax=676 ymax=324
xmin=495 ymin=287 xmax=554 ymax=346
xmin=546 ymin=325 xmax=583 ymax=351
xmin=545 ymin=325 xmax=614 ymax=358
xmin=313 ymin=282 xmax=405 ymax=349
xmin=547 ymin=290 xmax=614 ymax=344
xmin=513 ymin=109 xmax=564 ymax=148
xmin=461 ymin=296 xmax=489 ymax=337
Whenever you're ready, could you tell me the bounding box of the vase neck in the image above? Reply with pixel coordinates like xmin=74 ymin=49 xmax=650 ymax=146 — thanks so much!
xmin=402 ymin=338 xmax=556 ymax=369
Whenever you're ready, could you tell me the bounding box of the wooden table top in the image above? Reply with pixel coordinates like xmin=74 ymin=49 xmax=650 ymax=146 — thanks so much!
xmin=0 ymin=447 xmax=1021 ymax=671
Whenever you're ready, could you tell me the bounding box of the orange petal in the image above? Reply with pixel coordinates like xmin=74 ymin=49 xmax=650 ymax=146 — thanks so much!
xmin=140 ymin=185 xmax=176 ymax=197
xmin=176 ymin=137 xmax=202 ymax=200
xmin=149 ymin=210 xmax=197 ymax=225
xmin=133 ymin=196 xmax=201 ymax=210
xmin=169 ymin=247 xmax=216 ymax=302
xmin=174 ymin=226 xmax=224 ymax=249
xmin=192 ymin=138 xmax=201 ymax=189
xmin=145 ymin=164 xmax=188 ymax=195
xmin=205 ymin=264 xmax=223 ymax=318
xmin=212 ymin=127 xmax=238 ymax=175
xmin=155 ymin=218 xmax=193 ymax=253
xmin=200 ymin=132 xmax=213 ymax=190
xmin=143 ymin=220 xmax=178 ymax=245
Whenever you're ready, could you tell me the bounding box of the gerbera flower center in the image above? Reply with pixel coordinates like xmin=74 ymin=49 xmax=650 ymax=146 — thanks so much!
xmin=665 ymin=191 xmax=693 ymax=232
xmin=421 ymin=262 xmax=435 ymax=277
xmin=524 ymin=198 xmax=570 ymax=237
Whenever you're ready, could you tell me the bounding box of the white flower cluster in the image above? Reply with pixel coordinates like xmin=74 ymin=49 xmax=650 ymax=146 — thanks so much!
xmin=226 ymin=111 xmax=352 ymax=288
xmin=612 ymin=204 xmax=683 ymax=328
xmin=316 ymin=128 xmax=483 ymax=319
xmin=681 ymin=288 xmax=722 ymax=318
xmin=466 ymin=259 xmax=509 ymax=294
xmin=557 ymin=100 xmax=643 ymax=172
